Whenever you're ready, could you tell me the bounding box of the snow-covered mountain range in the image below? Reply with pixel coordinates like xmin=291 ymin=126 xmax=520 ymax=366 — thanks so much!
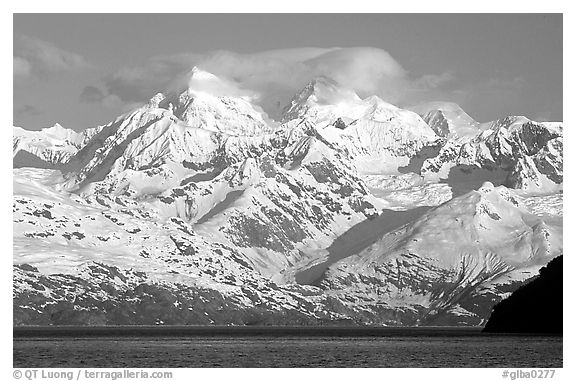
xmin=13 ymin=69 xmax=563 ymax=326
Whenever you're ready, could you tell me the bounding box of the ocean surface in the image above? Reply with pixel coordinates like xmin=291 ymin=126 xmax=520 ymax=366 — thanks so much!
xmin=13 ymin=327 xmax=562 ymax=368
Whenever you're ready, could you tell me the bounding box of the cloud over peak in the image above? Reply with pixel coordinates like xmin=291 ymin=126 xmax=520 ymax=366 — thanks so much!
xmin=89 ymin=47 xmax=457 ymax=121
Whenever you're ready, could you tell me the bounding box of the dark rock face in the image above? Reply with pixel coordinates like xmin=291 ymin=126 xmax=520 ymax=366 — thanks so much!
xmin=13 ymin=263 xmax=326 ymax=326
xmin=423 ymin=110 xmax=450 ymax=137
xmin=483 ymin=256 xmax=562 ymax=334
xmin=333 ymin=118 xmax=347 ymax=130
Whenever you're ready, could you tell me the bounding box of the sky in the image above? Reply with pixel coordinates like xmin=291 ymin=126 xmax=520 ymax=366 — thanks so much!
xmin=13 ymin=13 xmax=563 ymax=131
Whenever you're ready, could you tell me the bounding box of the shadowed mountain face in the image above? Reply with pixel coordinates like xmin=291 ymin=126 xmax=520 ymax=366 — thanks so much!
xmin=295 ymin=206 xmax=432 ymax=285
xmin=483 ymin=255 xmax=562 ymax=334
xmin=13 ymin=150 xmax=57 ymax=169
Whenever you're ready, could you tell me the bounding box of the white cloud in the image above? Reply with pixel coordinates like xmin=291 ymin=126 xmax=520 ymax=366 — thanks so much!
xmin=14 ymin=35 xmax=91 ymax=78
xmin=100 ymin=47 xmax=456 ymax=120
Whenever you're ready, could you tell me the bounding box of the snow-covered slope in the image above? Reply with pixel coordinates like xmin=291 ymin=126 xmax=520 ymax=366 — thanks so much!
xmin=281 ymin=77 xmax=365 ymax=124
xmin=13 ymin=124 xmax=101 ymax=168
xmin=159 ymin=67 xmax=274 ymax=136
xmin=13 ymin=168 xmax=345 ymax=325
xmin=282 ymin=78 xmax=440 ymax=174
xmin=317 ymin=182 xmax=562 ymax=325
xmin=19 ymin=77 xmax=382 ymax=288
xmin=409 ymin=102 xmax=484 ymax=139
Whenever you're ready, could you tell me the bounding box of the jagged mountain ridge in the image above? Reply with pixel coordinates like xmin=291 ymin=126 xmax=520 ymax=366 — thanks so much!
xmin=13 ymin=69 xmax=563 ymax=326
xmin=420 ymin=116 xmax=563 ymax=193
xmin=282 ymin=77 xmax=441 ymax=174
xmin=13 ymin=123 xmax=102 ymax=168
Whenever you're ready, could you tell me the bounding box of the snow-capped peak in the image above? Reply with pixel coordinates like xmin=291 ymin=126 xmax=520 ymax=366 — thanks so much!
xmin=188 ymin=66 xmax=219 ymax=81
xmin=281 ymin=77 xmax=362 ymax=123
xmin=12 ymin=123 xmax=100 ymax=169
xmin=146 ymin=93 xmax=166 ymax=109
xmin=281 ymin=77 xmax=434 ymax=130
xmin=185 ymin=66 xmax=235 ymax=98
xmin=137 ymin=68 xmax=274 ymax=136
xmin=14 ymin=123 xmax=81 ymax=142
xmin=278 ymin=77 xmax=441 ymax=174
xmin=409 ymin=102 xmax=482 ymax=139
xmin=44 ymin=122 xmax=66 ymax=133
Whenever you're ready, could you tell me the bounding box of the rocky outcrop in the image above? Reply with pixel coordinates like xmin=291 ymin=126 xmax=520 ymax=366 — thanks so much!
xmin=421 ymin=118 xmax=563 ymax=192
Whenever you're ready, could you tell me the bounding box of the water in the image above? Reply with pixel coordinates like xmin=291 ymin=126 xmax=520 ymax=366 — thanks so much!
xmin=13 ymin=327 xmax=562 ymax=368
